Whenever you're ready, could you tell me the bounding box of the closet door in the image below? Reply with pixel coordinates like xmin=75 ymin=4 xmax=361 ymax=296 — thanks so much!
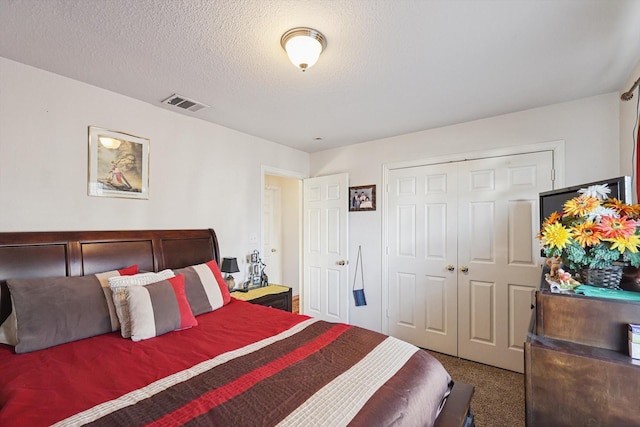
xmin=387 ymin=150 xmax=553 ymax=372
xmin=457 ymin=151 xmax=552 ymax=372
xmin=387 ymin=163 xmax=459 ymax=355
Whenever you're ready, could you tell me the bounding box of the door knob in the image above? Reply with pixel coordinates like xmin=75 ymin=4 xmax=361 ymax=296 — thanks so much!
xmin=446 ymin=264 xmax=455 ymax=271
xmin=271 ymin=248 xmax=277 ymax=253
xmin=337 ymin=260 xmax=346 ymax=266
xmin=460 ymin=266 xmax=469 ymax=273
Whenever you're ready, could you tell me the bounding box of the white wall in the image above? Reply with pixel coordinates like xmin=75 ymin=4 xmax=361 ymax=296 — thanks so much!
xmin=1 ymin=55 xmax=629 ymax=331
xmin=0 ymin=57 xmax=309 ymax=284
xmin=310 ymin=93 xmax=620 ymax=332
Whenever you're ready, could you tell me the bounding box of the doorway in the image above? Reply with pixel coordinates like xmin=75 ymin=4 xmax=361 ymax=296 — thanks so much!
xmin=262 ymin=169 xmax=304 ymax=308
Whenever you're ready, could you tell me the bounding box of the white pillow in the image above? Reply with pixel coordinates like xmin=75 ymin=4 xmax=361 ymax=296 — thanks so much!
xmin=109 ymin=270 xmax=175 ymax=338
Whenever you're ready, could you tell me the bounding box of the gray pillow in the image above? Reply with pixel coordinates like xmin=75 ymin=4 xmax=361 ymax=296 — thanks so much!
xmin=7 ymin=275 xmax=113 ymax=353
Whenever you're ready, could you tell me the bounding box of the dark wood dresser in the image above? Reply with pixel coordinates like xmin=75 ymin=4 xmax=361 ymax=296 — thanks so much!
xmin=525 ymin=280 xmax=640 ymax=426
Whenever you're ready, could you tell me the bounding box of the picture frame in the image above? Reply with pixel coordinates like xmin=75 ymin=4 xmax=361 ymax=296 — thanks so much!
xmin=88 ymin=126 xmax=149 ymax=199
xmin=349 ymin=185 xmax=376 ymax=211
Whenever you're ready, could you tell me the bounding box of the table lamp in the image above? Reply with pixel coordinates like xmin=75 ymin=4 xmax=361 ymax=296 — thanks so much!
xmin=221 ymin=257 xmax=240 ymax=291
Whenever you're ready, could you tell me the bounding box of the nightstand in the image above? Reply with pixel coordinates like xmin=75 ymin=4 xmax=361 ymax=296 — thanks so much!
xmin=231 ymin=285 xmax=292 ymax=312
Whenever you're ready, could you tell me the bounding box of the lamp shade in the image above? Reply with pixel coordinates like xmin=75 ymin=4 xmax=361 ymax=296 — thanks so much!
xmin=221 ymin=257 xmax=240 ymax=274
xmin=281 ymin=27 xmax=326 ymax=71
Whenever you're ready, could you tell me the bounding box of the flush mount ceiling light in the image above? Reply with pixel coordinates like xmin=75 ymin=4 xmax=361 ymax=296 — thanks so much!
xmin=280 ymin=27 xmax=327 ymax=72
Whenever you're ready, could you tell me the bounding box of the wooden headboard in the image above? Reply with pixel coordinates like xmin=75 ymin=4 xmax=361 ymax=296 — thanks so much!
xmin=0 ymin=229 xmax=220 ymax=323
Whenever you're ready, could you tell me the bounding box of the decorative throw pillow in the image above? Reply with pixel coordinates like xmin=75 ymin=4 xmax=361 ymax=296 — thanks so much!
xmin=94 ymin=265 xmax=140 ymax=331
xmin=126 ymin=275 xmax=198 ymax=342
xmin=0 ymin=265 xmax=138 ymax=349
xmin=108 ymin=269 xmax=175 ymax=338
xmin=173 ymin=260 xmax=231 ymax=316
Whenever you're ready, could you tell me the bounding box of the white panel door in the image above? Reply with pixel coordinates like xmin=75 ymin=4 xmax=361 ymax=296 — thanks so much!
xmin=387 ymin=150 xmax=553 ymax=372
xmin=303 ymin=173 xmax=349 ymax=323
xmin=388 ymin=164 xmax=458 ymax=354
xmin=457 ymin=151 xmax=552 ymax=372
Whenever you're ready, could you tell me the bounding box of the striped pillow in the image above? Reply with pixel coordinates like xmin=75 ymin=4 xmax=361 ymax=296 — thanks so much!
xmin=126 ymin=275 xmax=197 ymax=342
xmin=108 ymin=269 xmax=176 ymax=338
xmin=0 ymin=265 xmax=138 ymax=349
xmin=174 ymin=260 xmax=231 ymax=316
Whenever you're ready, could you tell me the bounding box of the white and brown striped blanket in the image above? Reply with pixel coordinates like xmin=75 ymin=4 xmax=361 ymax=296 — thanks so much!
xmin=61 ymin=320 xmax=450 ymax=426
xmin=0 ymin=301 xmax=451 ymax=427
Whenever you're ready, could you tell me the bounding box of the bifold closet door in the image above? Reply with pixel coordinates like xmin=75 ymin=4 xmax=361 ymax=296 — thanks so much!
xmin=387 ymin=150 xmax=552 ymax=372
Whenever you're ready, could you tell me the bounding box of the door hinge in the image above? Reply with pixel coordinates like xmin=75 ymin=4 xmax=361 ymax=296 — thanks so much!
xmin=386 ymin=309 xmax=390 ymax=318
xmin=550 ymin=169 xmax=555 ymax=183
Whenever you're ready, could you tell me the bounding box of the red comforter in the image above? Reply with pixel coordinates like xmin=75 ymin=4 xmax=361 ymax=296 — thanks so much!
xmin=0 ymin=299 xmax=451 ymax=426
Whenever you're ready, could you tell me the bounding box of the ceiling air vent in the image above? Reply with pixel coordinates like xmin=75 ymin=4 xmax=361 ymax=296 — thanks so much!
xmin=161 ymin=94 xmax=210 ymax=112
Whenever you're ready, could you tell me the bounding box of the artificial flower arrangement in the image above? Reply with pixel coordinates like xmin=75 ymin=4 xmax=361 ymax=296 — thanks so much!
xmin=538 ymin=184 xmax=640 ymax=281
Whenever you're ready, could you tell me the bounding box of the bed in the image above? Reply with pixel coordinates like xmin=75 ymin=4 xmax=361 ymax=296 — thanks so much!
xmin=0 ymin=229 xmax=474 ymax=426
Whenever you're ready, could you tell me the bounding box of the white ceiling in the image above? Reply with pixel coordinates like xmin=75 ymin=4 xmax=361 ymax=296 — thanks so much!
xmin=2 ymin=0 xmax=640 ymax=153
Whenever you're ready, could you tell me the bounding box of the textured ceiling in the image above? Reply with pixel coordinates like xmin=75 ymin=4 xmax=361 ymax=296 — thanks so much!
xmin=1 ymin=0 xmax=640 ymax=153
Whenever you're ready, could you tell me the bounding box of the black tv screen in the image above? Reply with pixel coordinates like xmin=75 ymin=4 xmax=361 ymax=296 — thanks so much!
xmin=539 ymin=176 xmax=632 ymax=226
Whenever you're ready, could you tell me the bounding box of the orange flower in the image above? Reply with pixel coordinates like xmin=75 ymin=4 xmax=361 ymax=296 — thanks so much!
xmin=604 ymin=198 xmax=640 ymax=219
xmin=597 ymin=215 xmax=638 ymax=239
xmin=543 ymin=211 xmax=563 ymax=226
xmin=571 ymin=221 xmax=603 ymax=247
xmin=537 ymin=211 xmax=563 ymax=239
xmin=563 ymin=196 xmax=600 ymax=217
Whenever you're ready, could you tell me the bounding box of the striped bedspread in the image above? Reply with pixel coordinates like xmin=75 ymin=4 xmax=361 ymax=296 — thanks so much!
xmin=0 ymin=301 xmax=451 ymax=427
xmin=59 ymin=320 xmax=449 ymax=426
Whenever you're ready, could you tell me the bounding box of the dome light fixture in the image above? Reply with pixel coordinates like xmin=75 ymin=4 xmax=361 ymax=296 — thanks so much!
xmin=280 ymin=27 xmax=327 ymax=72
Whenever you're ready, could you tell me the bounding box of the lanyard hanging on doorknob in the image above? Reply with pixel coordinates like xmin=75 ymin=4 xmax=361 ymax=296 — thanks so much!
xmin=352 ymin=245 xmax=367 ymax=306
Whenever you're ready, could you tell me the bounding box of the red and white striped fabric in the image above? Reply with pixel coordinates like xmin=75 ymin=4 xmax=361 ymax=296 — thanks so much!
xmin=174 ymin=260 xmax=231 ymax=316
xmin=126 ymin=275 xmax=198 ymax=342
xmin=49 ymin=315 xmax=451 ymax=427
xmin=0 ymin=300 xmax=452 ymax=426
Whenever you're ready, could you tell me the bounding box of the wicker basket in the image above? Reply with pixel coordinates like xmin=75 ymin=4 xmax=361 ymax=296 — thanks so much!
xmin=578 ymin=266 xmax=624 ymax=289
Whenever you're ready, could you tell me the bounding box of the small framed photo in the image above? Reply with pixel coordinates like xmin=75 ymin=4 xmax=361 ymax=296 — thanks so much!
xmin=349 ymin=185 xmax=376 ymax=211
xmin=88 ymin=127 xmax=150 ymax=199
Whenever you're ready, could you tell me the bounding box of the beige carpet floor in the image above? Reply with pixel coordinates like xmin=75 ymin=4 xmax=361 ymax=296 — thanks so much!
xmin=429 ymin=351 xmax=525 ymax=427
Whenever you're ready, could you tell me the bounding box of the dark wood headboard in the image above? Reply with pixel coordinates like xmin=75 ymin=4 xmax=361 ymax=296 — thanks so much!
xmin=0 ymin=229 xmax=220 ymax=323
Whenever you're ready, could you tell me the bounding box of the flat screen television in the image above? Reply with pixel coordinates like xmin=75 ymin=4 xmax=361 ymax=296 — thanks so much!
xmin=539 ymin=176 xmax=633 ymax=227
